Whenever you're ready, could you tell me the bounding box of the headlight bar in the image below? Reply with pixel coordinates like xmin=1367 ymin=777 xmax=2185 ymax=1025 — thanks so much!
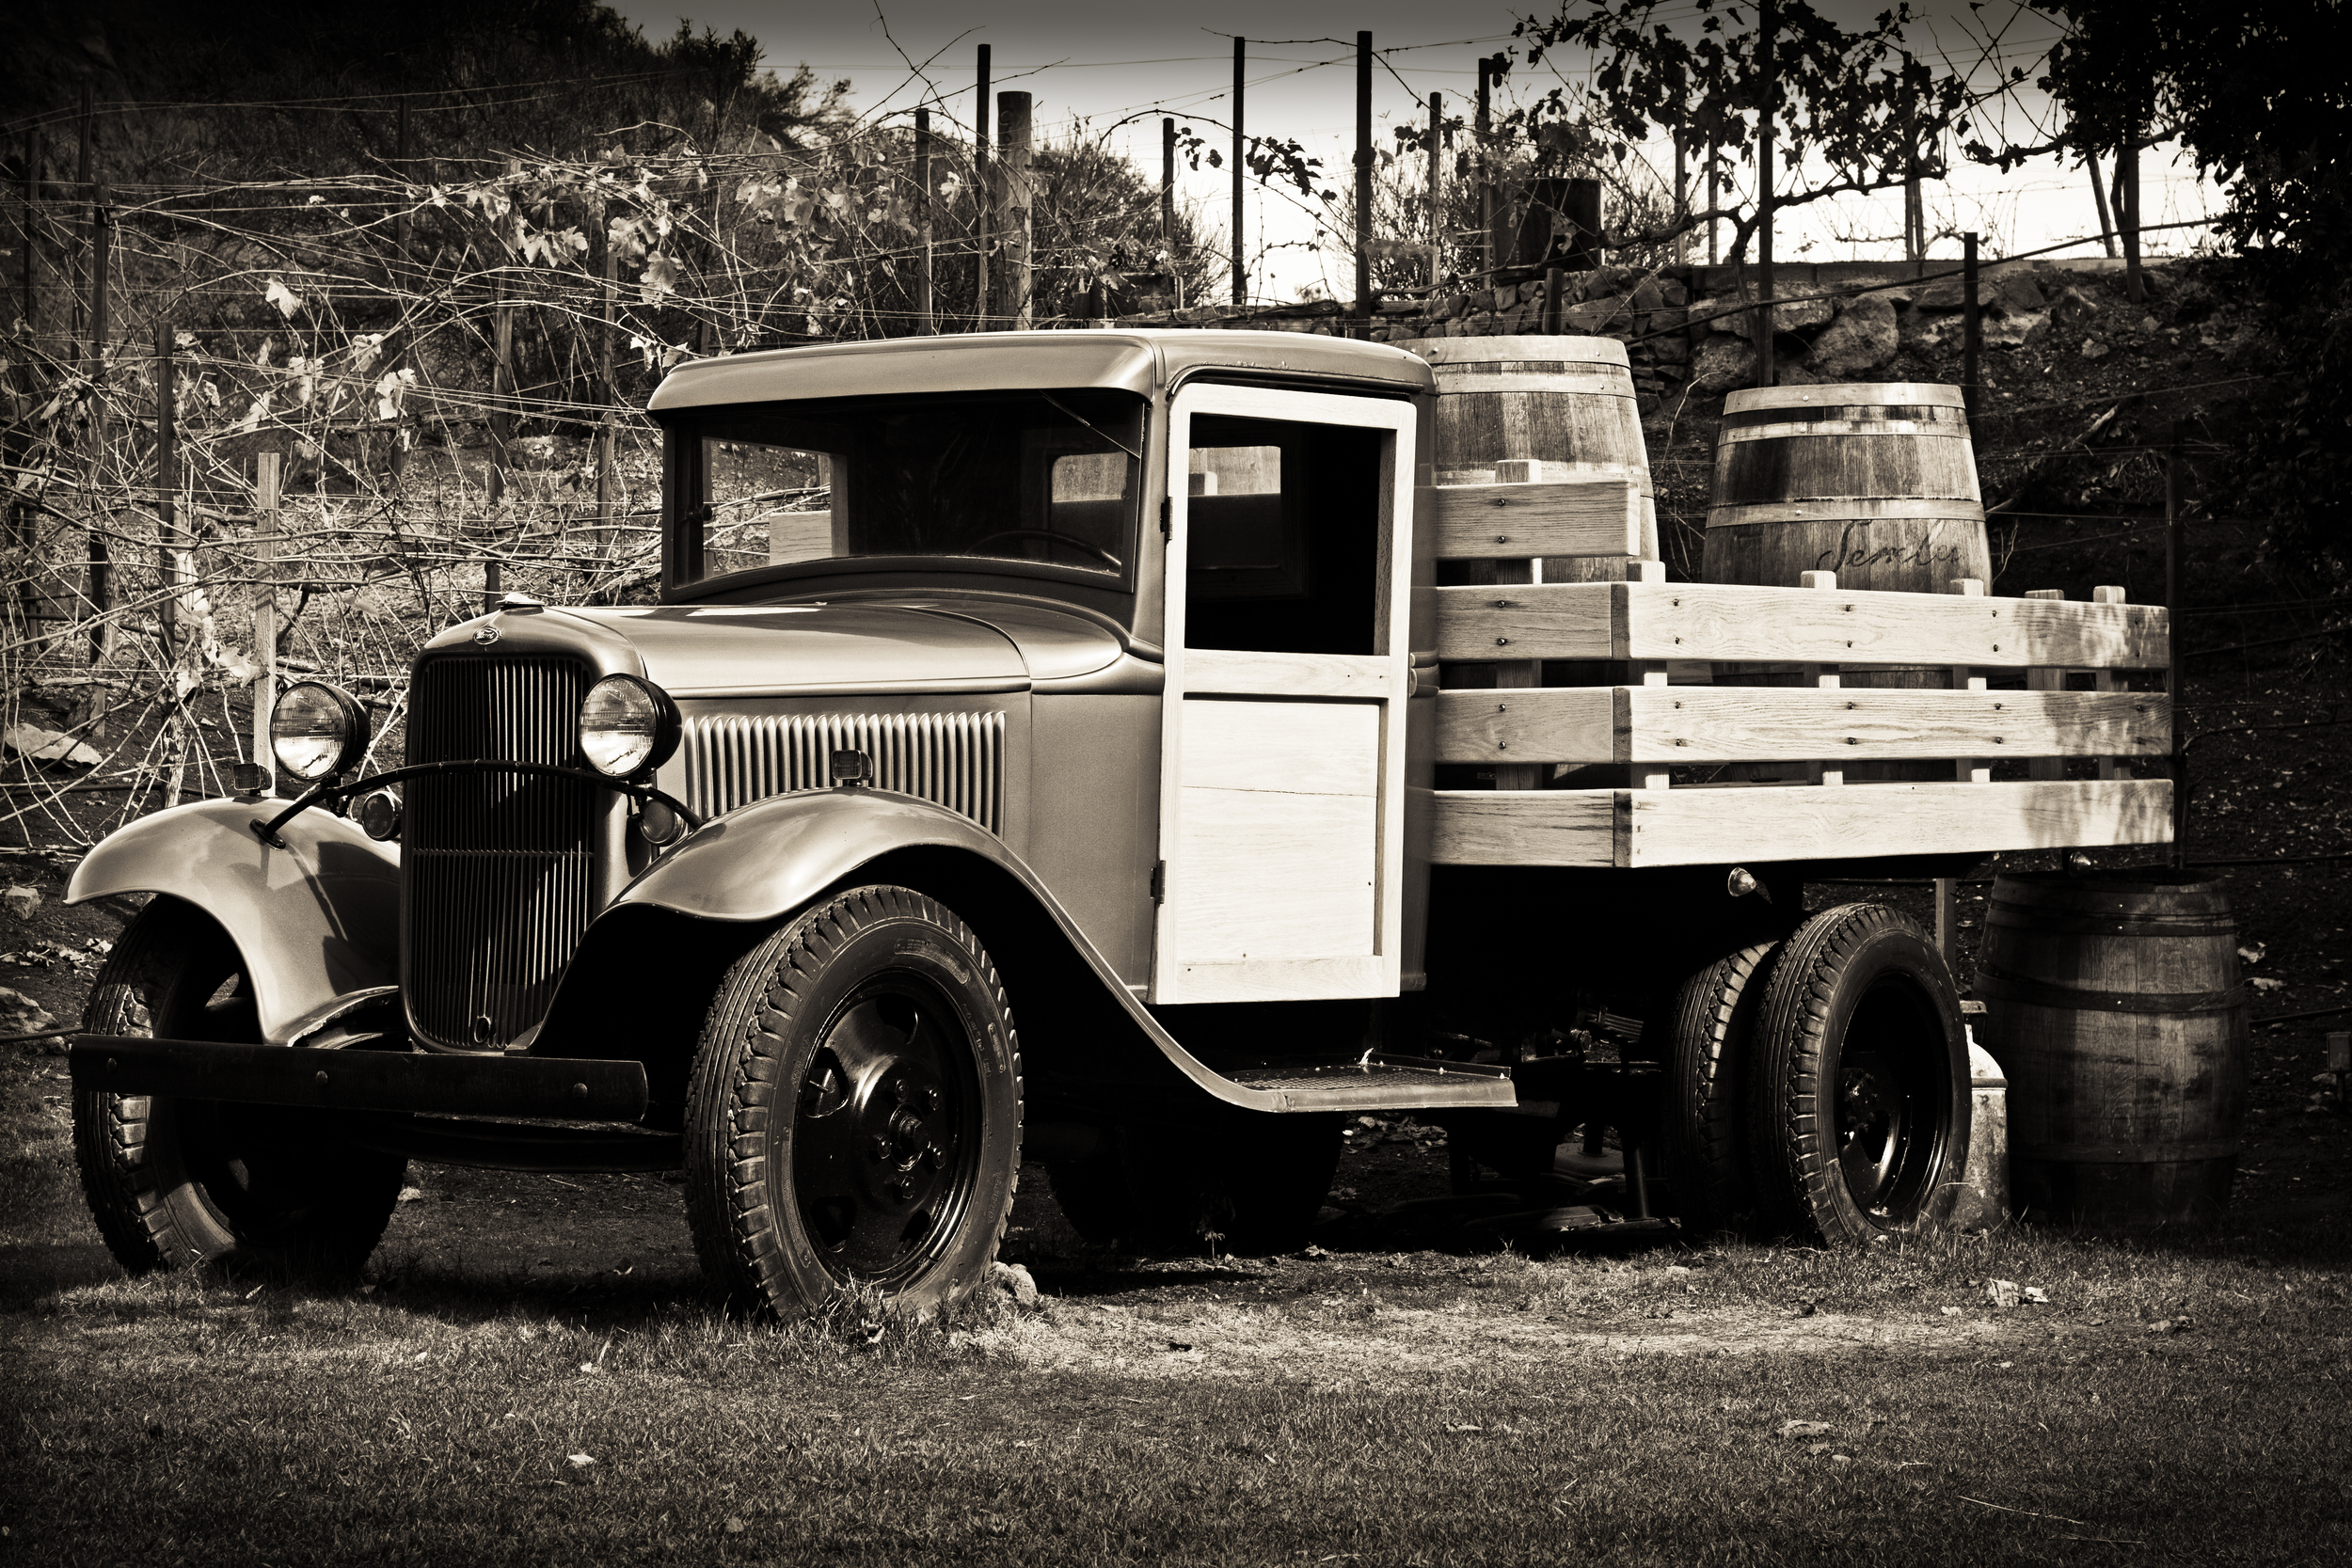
xmin=247 ymin=760 xmax=704 ymax=850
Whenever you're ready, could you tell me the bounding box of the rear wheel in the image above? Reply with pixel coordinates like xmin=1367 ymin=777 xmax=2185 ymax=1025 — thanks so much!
xmin=1746 ymin=904 xmax=1969 ymax=1243
xmin=684 ymin=886 xmax=1022 ymax=1316
xmin=72 ymin=897 xmax=407 ymax=1279
xmin=1664 ymin=939 xmax=1781 ymax=1236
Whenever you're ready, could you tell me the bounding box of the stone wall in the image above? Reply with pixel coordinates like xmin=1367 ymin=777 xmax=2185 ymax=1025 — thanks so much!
xmin=1116 ymin=258 xmax=2136 ymax=416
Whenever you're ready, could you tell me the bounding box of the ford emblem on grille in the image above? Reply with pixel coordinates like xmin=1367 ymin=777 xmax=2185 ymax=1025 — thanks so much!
xmin=471 ymin=624 xmax=501 ymax=645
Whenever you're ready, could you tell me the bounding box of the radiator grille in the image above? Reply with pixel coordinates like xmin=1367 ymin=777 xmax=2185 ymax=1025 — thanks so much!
xmin=402 ymin=655 xmax=597 ymax=1051
xmin=684 ymin=711 xmax=1005 ymax=832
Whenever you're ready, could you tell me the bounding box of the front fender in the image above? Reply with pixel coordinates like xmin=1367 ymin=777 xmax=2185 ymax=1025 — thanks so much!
xmin=67 ymin=799 xmax=401 ymax=1042
xmin=607 ymin=785 xmax=1032 ymax=927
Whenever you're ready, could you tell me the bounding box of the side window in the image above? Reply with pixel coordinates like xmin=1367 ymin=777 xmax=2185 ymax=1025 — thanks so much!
xmin=1184 ymin=415 xmax=1383 ymax=656
xmin=703 ymin=438 xmax=843 ymax=573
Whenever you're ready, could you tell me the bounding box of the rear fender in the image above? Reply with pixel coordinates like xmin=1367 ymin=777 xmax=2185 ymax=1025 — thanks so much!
xmin=66 ymin=799 xmax=401 ymax=1042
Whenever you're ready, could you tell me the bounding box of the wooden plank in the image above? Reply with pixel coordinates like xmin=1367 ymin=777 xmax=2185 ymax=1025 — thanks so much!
xmin=1426 ymin=779 xmax=2172 ymax=868
xmin=1421 ymin=786 xmax=1616 ymax=867
xmin=1432 ymin=688 xmax=2169 ymax=765
xmin=1183 ymin=698 xmax=1381 ymax=796
xmin=1424 ymin=479 xmax=1642 ymax=561
xmin=1430 ymin=581 xmax=2169 ymax=668
xmin=1183 ymin=647 xmax=1395 ymax=698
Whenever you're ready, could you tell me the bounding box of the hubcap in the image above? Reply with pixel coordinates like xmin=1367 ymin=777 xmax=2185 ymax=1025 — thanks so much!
xmin=1831 ymin=977 xmax=1947 ymax=1224
xmin=788 ymin=981 xmax=977 ymax=1283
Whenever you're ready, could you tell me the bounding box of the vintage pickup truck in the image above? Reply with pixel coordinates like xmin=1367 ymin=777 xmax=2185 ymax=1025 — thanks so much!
xmin=66 ymin=330 xmax=2172 ymax=1312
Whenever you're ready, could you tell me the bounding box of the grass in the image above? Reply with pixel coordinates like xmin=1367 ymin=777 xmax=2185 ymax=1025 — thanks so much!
xmin=5 ymin=1199 xmax=2349 ymax=1565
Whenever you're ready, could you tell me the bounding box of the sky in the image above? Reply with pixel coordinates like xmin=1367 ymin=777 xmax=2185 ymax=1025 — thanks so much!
xmin=609 ymin=0 xmax=2218 ymax=300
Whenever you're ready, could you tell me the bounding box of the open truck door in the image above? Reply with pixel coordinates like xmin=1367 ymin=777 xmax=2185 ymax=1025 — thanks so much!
xmin=1150 ymin=384 xmax=1417 ymax=1005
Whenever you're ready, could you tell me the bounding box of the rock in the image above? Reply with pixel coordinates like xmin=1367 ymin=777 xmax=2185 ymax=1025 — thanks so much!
xmin=988 ymin=1260 xmax=1040 ymax=1308
xmin=2081 ymin=337 xmax=2111 ymax=360
xmin=0 ymin=985 xmax=57 ymax=1039
xmin=1986 ymin=1277 xmax=2023 ymax=1308
xmin=1981 ymin=310 xmax=2047 ymax=348
xmin=1644 ymin=307 xmax=1687 ymax=334
xmin=1558 ymin=298 xmax=1620 ymax=333
xmin=1988 ymin=270 xmax=2046 ymax=314
xmin=1630 ymin=277 xmax=1664 ymax=311
xmin=1912 ymin=275 xmax=1967 ymax=310
xmin=1429 ymin=293 xmax=1465 ymax=323
xmin=1710 ymin=294 xmax=1833 ymax=341
xmin=1650 ymin=334 xmax=1690 ymax=363
xmin=3 ymin=885 xmax=38 ymax=920
xmin=3 ymin=724 xmax=103 ymax=768
xmin=1774 ymin=364 xmax=1825 ymax=386
xmin=1804 ymin=293 xmax=1899 ymax=379
xmin=1690 ymin=337 xmax=1756 ymax=393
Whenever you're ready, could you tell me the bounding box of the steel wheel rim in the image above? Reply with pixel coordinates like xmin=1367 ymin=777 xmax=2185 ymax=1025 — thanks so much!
xmin=788 ymin=974 xmax=982 ymax=1288
xmin=1834 ymin=977 xmax=1946 ymax=1224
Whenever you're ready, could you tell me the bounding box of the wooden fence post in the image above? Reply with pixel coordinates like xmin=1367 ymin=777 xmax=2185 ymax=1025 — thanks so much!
xmin=1163 ymin=116 xmax=1179 ymax=306
xmin=17 ymin=128 xmax=36 ymax=335
xmin=1426 ymin=93 xmax=1442 ymax=290
xmin=1232 ymin=38 xmax=1247 ymax=307
xmin=975 ymin=47 xmax=991 ymax=330
xmin=85 ymin=196 xmax=111 ymax=676
xmin=253 ymin=452 xmax=280 ymax=788
xmin=995 ymin=91 xmax=1032 ymax=330
xmin=2165 ymin=422 xmax=2185 ymax=866
xmin=1755 ymin=0 xmax=1777 ymax=388
xmin=1354 ymin=31 xmax=1373 ymax=340
xmin=1963 ymin=231 xmax=1980 ymax=420
xmin=914 ymin=105 xmax=935 ymax=333
xmin=1475 ymin=56 xmax=1494 ymax=282
xmin=154 ymin=323 xmax=177 ymax=643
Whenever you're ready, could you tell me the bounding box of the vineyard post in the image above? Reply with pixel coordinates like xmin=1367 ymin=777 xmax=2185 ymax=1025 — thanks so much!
xmin=1543 ymin=264 xmax=1564 ymax=332
xmin=74 ymin=82 xmax=91 ymax=350
xmin=1161 ymin=117 xmax=1178 ymax=307
xmin=154 ymin=323 xmax=177 ymax=644
xmin=389 ymin=99 xmax=412 ymax=479
xmin=17 ymin=128 xmax=35 ymax=334
xmin=2120 ymin=120 xmax=2144 ymax=305
xmin=1426 ymin=93 xmax=1441 ymax=289
xmin=2165 ymin=421 xmax=2185 ymax=866
xmin=1706 ymin=139 xmax=1719 ymax=264
xmin=1755 ymin=0 xmax=1777 ymax=388
xmin=597 ymin=185 xmax=617 ymax=537
xmin=914 ymin=105 xmax=935 ymax=333
xmin=1232 ymin=37 xmax=1246 ymax=307
xmin=1673 ymin=131 xmax=1687 ymax=262
xmin=1475 ymin=56 xmax=1493 ymax=280
xmin=975 ymin=47 xmax=991 ymax=329
xmin=1353 ymin=32 xmax=1372 ymax=339
xmin=252 ymin=452 xmax=281 ymax=788
xmin=995 ymin=91 xmax=1032 ymax=330
xmin=1962 ymin=230 xmax=1980 ymax=420
xmin=86 ymin=192 xmax=112 ymax=673
xmin=486 ymin=159 xmax=516 ymax=609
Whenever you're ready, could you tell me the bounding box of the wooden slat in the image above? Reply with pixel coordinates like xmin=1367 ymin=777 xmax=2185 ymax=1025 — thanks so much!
xmin=1431 ymin=581 xmax=2169 ymax=667
xmin=1424 ymin=479 xmax=1642 ymax=561
xmin=1183 ymin=648 xmax=1395 ymax=698
xmin=1163 ymin=956 xmax=1397 ymax=1005
xmin=1426 ymin=778 xmax=2172 ymax=868
xmin=1432 ymin=688 xmax=2169 ymax=764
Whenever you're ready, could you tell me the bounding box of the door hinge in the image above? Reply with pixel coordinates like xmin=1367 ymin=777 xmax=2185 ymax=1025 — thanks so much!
xmin=1150 ymin=860 xmax=1167 ymax=902
xmin=1159 ymin=497 xmax=1173 ymax=538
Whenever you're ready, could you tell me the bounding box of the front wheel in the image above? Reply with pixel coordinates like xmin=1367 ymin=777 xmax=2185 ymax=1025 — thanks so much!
xmin=1745 ymin=905 xmax=1969 ymax=1243
xmin=73 ymin=897 xmax=407 ymax=1279
xmin=684 ymin=886 xmax=1022 ymax=1316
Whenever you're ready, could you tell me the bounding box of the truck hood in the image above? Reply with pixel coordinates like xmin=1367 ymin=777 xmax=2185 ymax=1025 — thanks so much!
xmin=564 ymin=602 xmax=1030 ymax=696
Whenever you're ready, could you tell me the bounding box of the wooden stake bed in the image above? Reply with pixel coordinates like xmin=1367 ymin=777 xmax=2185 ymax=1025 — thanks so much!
xmin=1421 ymin=562 xmax=2174 ymax=869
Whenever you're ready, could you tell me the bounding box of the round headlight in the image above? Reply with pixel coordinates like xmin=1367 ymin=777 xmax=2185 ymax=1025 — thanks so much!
xmin=270 ymin=682 xmax=371 ymax=782
xmin=578 ymin=674 xmax=679 ymax=779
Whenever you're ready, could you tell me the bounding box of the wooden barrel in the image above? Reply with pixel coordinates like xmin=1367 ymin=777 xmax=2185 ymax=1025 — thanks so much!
xmin=1396 ymin=335 xmax=1658 ymax=583
xmin=1702 ymin=382 xmax=1990 ymax=595
xmin=1974 ymin=870 xmax=2249 ymax=1228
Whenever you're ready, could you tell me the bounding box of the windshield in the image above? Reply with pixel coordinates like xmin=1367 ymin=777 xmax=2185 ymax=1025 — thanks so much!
xmin=674 ymin=389 xmax=1145 ymax=589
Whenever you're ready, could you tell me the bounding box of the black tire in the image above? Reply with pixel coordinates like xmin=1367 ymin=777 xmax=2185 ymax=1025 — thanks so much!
xmin=1664 ymin=939 xmax=1781 ymax=1236
xmin=1047 ymin=1117 xmax=1343 ymax=1256
xmin=684 ymin=886 xmax=1022 ymax=1316
xmin=72 ymin=897 xmax=407 ymax=1279
xmin=1746 ymin=904 xmax=1970 ymax=1243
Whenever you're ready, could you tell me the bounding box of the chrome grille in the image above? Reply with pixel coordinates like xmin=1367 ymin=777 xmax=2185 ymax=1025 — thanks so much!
xmin=402 ymin=655 xmax=596 ymax=1050
xmin=684 ymin=711 xmax=1005 ymax=832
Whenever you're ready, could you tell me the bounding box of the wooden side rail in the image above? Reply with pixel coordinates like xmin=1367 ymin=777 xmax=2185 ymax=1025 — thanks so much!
xmin=1422 ymin=478 xmax=1643 ymax=561
xmin=1433 ymin=687 xmax=2169 ymax=765
xmin=1432 ymin=580 xmax=2169 ymax=669
xmin=1425 ymin=778 xmax=2173 ymax=868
